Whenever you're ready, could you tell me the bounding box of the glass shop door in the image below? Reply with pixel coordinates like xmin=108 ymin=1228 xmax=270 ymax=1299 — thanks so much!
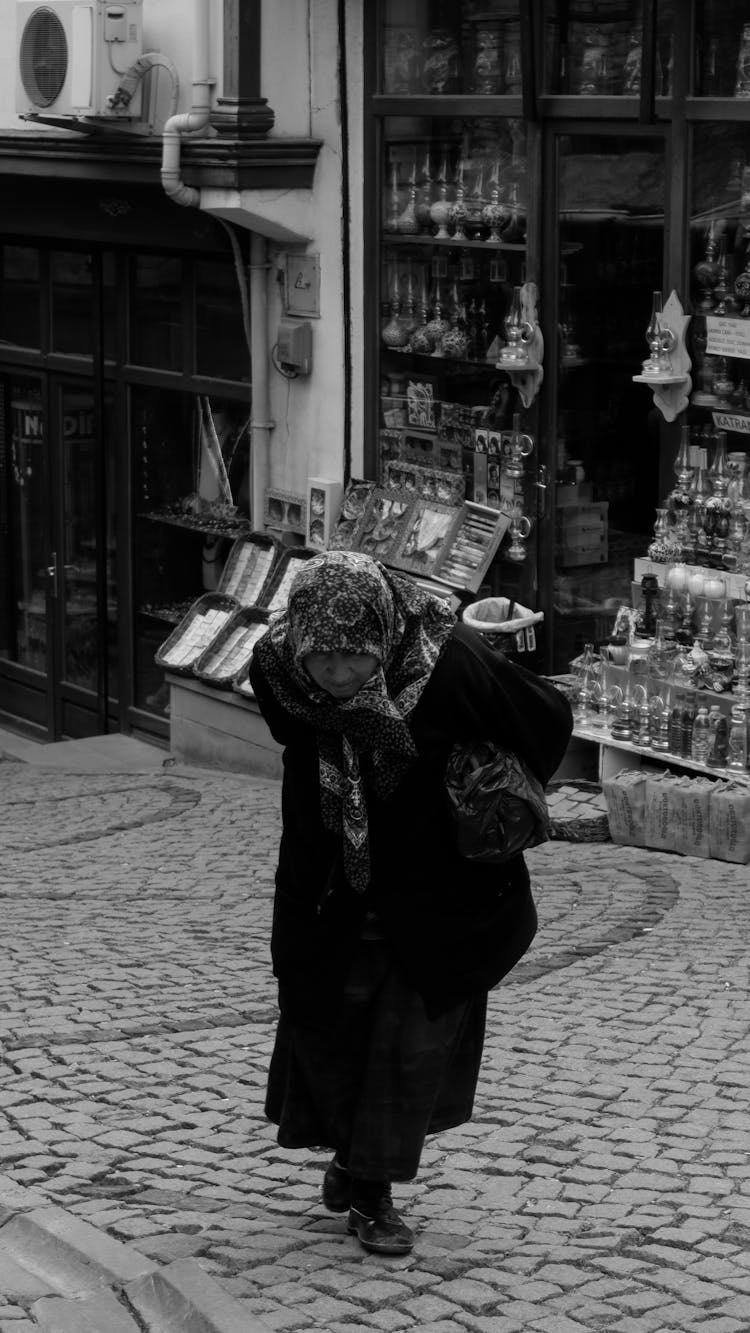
xmin=541 ymin=127 xmax=670 ymax=674
xmin=0 ymin=375 xmax=117 ymax=738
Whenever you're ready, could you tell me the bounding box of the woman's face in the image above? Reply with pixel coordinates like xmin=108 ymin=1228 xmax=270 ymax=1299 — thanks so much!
xmin=303 ymin=650 xmax=380 ymax=700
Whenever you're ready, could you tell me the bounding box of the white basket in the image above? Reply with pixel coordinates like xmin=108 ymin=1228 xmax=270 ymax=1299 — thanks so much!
xmin=462 ymin=596 xmax=544 ymax=636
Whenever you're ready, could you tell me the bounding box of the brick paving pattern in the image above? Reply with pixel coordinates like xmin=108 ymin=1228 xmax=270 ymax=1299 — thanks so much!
xmin=1 ymin=733 xmax=749 ymax=1331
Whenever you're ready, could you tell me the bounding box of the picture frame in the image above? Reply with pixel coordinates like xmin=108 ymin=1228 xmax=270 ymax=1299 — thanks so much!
xmin=353 ymin=488 xmax=416 ymax=562
xmin=390 ymin=500 xmax=458 ymax=578
xmin=263 ymin=488 xmax=306 ymax=534
xmin=383 ymin=460 xmax=465 ymax=505
xmin=405 ymin=376 xmax=438 ymax=430
xmin=328 ymin=478 xmax=377 ymax=550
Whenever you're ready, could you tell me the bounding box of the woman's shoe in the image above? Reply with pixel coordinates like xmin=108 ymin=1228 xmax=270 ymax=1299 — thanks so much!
xmin=322 ymin=1156 xmax=351 ymax=1213
xmin=347 ymin=1192 xmax=415 ymax=1255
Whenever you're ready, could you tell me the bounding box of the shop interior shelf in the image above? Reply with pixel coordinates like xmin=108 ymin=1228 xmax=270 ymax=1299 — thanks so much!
xmin=572 ymin=718 xmax=750 ymax=786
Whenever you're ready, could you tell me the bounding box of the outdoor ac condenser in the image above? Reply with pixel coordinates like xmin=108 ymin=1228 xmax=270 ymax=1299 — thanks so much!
xmin=16 ymin=1 xmax=143 ymax=120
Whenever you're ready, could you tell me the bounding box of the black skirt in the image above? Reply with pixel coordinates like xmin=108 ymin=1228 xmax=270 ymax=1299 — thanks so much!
xmin=265 ymin=937 xmax=488 ymax=1182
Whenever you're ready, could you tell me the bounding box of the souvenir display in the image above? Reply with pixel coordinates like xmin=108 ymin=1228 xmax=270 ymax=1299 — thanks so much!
xmin=217 ymin=534 xmax=278 ymax=606
xmin=193 ymin=609 xmax=269 ymax=690
xmin=354 ymin=489 xmax=416 ymax=561
xmin=156 ymin=594 xmax=240 ymax=675
xmin=383 ymin=460 xmax=465 ymax=505
xmin=391 ymin=499 xmax=510 ymax=593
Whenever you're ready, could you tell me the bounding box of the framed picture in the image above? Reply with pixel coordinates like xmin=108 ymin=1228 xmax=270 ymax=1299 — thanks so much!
xmin=383 ymin=460 xmax=464 ymax=505
xmin=354 ymin=489 xmax=416 ymax=562
xmin=264 ymin=488 xmax=306 ymax=534
xmin=406 ymin=376 xmax=438 ymax=430
xmin=432 ymin=502 xmax=512 ymax=593
xmin=328 ymin=478 xmax=377 ymax=550
xmin=391 ymin=500 xmax=457 ymax=577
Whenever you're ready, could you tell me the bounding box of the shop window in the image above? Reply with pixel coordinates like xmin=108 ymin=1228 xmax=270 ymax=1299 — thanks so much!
xmin=541 ymin=1 xmax=675 ymax=98
xmin=381 ymin=0 xmax=521 ymax=97
xmin=51 ymin=251 xmax=94 ymax=355
xmin=131 ymin=254 xmax=184 ymax=371
xmin=195 ymin=258 xmax=251 ymax=382
xmin=695 ymin=1 xmax=750 ymax=95
xmin=0 ymin=378 xmax=47 ymax=671
xmin=0 ymin=247 xmax=41 ymax=350
xmin=132 ymin=386 xmax=251 ymax=715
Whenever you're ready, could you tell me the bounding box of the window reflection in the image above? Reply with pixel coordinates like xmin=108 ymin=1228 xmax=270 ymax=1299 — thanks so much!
xmin=0 ymin=247 xmax=40 ymax=349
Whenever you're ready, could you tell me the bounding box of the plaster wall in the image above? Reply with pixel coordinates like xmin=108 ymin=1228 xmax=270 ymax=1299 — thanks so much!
xmin=0 ymin=0 xmax=367 ymax=500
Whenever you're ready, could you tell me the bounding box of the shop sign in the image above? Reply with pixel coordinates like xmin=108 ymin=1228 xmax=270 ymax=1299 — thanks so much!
xmin=713 ymin=411 xmax=750 ymax=435
xmin=705 ymin=315 xmax=750 ymax=361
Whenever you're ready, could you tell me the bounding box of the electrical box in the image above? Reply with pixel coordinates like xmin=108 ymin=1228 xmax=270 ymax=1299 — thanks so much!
xmin=277 ymin=320 xmax=313 ymax=375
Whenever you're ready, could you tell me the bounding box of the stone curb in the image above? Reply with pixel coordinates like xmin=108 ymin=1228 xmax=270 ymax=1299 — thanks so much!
xmin=0 ymin=1194 xmax=271 ymax=1333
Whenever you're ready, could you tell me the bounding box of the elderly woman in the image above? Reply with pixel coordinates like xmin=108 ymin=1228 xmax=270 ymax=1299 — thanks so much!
xmin=248 ymin=551 xmax=572 ymax=1255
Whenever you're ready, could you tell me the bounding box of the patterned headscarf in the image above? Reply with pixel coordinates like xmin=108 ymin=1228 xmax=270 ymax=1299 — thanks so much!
xmin=253 ymin=551 xmax=455 ymax=890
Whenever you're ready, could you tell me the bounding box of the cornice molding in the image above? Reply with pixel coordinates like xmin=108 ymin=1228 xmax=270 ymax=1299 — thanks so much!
xmin=0 ymin=129 xmax=321 ymax=190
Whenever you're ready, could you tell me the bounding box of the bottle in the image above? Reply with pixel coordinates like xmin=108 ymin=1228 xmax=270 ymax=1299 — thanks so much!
xmin=735 ymin=23 xmax=750 ymax=98
xmin=668 ymin=688 xmax=685 ymax=754
xmin=690 ymin=703 xmax=711 ymax=764
xmin=681 ymin=688 xmax=696 ymax=757
xmin=706 ymin=705 xmax=729 ymax=768
xmin=726 ymin=707 xmax=749 ymax=771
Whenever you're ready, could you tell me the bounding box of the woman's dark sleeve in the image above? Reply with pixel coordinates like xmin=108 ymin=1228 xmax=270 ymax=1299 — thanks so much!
xmin=247 ymin=652 xmax=298 ymax=747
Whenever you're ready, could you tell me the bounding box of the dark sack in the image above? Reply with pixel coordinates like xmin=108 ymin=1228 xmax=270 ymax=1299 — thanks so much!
xmin=445 ymin=740 xmax=551 ymax=864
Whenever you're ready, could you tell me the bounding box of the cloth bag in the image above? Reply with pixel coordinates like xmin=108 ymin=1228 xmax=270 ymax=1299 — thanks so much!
xmin=445 ymin=739 xmax=551 ymax=864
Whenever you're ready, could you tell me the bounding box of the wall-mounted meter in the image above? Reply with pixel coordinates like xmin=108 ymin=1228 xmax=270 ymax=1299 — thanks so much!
xmin=277 ymin=320 xmax=313 ymax=375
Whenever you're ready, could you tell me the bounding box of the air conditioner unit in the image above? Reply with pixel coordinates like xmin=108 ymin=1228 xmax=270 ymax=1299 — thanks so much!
xmin=16 ymin=1 xmax=143 ymax=120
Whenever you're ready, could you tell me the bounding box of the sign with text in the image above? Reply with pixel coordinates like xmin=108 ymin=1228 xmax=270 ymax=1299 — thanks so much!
xmin=713 ymin=411 xmax=750 ymax=435
xmin=705 ymin=315 xmax=750 ymax=361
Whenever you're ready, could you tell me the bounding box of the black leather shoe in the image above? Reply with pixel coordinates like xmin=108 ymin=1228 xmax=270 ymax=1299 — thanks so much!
xmin=322 ymin=1157 xmax=351 ymax=1213
xmin=347 ymin=1198 xmax=415 ymax=1255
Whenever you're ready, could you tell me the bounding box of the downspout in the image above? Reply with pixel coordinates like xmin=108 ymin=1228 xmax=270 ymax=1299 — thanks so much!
xmin=160 ymin=0 xmax=214 ymax=208
xmin=249 ymin=233 xmax=272 ymax=531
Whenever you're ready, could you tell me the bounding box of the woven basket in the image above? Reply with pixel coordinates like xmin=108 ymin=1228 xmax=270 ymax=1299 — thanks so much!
xmin=155 ymin=593 xmax=240 ymax=676
xmin=546 ymin=779 xmax=611 ymax=843
xmin=218 ymin=534 xmax=278 ymax=607
xmin=193 ymin=608 xmax=269 ymax=690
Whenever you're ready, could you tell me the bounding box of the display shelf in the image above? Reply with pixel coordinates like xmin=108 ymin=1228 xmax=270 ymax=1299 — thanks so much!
xmin=138 ymin=510 xmax=253 ymax=537
xmin=381 ymin=234 xmax=526 ymax=252
xmin=572 ymin=719 xmax=750 ymax=785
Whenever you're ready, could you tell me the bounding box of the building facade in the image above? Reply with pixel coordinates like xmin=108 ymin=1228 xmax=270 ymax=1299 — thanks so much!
xmin=1 ymin=1 xmax=749 ymax=765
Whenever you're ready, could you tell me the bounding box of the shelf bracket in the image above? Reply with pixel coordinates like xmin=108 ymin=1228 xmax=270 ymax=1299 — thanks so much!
xmin=497 ymin=281 xmax=544 ymax=408
xmin=632 ymin=289 xmax=692 ymax=422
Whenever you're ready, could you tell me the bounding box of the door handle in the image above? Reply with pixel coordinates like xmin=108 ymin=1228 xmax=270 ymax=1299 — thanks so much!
xmin=46 ymin=552 xmax=58 ymax=599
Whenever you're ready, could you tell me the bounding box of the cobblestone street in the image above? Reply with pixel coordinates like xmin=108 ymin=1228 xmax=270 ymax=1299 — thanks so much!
xmin=1 ymin=730 xmax=749 ymax=1332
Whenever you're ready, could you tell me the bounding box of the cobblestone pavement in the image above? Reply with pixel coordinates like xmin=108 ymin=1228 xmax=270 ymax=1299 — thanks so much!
xmin=1 ymin=733 xmax=750 ymax=1332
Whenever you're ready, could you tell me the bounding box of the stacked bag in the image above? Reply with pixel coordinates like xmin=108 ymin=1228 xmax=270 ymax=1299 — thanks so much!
xmin=603 ymin=768 xmax=750 ymax=862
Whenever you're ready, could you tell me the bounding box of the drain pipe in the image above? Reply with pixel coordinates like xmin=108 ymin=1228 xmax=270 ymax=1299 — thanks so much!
xmin=249 ymin=232 xmax=272 ymax=531
xmin=160 ymin=0 xmax=214 ymax=208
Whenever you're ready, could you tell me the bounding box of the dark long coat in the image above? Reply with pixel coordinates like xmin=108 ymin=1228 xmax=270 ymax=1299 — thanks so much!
xmin=248 ymin=622 xmax=573 ymax=1023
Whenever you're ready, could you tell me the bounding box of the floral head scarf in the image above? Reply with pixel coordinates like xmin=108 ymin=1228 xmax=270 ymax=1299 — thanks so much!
xmin=253 ymin=551 xmax=455 ymax=890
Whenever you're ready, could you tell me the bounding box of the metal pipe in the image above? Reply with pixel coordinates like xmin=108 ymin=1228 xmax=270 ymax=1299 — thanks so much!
xmin=160 ymin=0 xmax=214 ymax=209
xmin=249 ymin=233 xmax=271 ymax=530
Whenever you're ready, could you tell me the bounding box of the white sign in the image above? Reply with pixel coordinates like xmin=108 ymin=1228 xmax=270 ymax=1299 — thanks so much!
xmin=713 ymin=411 xmax=750 ymax=435
xmin=705 ymin=315 xmax=750 ymax=361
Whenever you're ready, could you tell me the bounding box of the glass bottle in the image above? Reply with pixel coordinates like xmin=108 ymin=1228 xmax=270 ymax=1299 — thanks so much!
xmin=668 ymin=687 xmax=685 ymax=755
xmin=726 ymin=706 xmax=749 ymax=771
xmin=667 ymin=422 xmax=694 ymax=554
xmin=691 ymin=702 xmax=711 ymax=764
xmin=735 ymin=23 xmax=750 ymax=97
xmin=706 ymin=704 xmax=729 ymax=768
xmin=681 ymin=687 xmax=696 ymax=758
xmin=635 ymin=573 xmax=661 ymax=638
xmin=690 ymin=447 xmax=712 ymax=565
xmin=706 ymin=431 xmax=732 ymax=565
xmin=648 ymin=507 xmax=680 ymax=563
xmin=573 ymin=642 xmax=597 ymax=722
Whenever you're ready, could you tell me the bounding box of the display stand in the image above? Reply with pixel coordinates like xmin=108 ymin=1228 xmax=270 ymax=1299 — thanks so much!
xmin=632 ymin=290 xmax=692 ymax=422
